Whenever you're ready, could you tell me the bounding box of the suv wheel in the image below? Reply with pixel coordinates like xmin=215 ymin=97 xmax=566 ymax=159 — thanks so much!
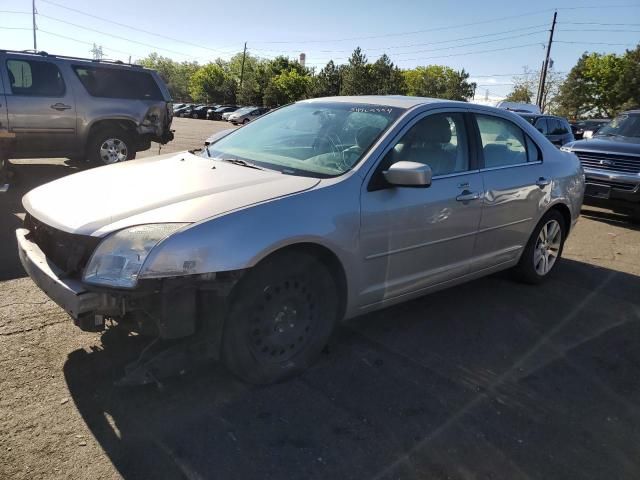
xmin=192 ymin=113 xmax=199 ymax=119
xmin=88 ymin=128 xmax=135 ymax=165
xmin=222 ymin=251 xmax=338 ymax=384
xmin=242 ymin=118 xmax=250 ymax=125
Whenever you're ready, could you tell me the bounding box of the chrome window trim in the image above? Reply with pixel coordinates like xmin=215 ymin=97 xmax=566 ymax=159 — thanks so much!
xmin=431 ymin=169 xmax=481 ymax=180
xmin=480 ymin=160 xmax=543 ymax=173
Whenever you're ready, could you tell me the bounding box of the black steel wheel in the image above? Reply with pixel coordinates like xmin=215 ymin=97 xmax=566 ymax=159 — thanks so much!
xmin=222 ymin=251 xmax=338 ymax=384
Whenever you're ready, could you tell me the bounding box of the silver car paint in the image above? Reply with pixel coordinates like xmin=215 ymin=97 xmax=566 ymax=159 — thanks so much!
xmin=0 ymin=51 xmax=172 ymax=158
xmin=22 ymin=96 xmax=584 ymax=320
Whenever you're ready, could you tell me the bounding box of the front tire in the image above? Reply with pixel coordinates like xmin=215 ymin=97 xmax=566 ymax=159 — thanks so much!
xmin=513 ymin=210 xmax=566 ymax=284
xmin=222 ymin=251 xmax=338 ymax=384
xmin=87 ymin=128 xmax=135 ymax=166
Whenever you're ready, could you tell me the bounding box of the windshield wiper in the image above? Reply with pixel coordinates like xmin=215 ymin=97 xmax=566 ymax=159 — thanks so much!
xmin=219 ymin=157 xmax=265 ymax=170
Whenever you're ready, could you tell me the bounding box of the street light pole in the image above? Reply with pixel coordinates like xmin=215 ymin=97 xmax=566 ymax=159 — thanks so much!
xmin=537 ymin=11 xmax=557 ymax=112
xmin=32 ymin=0 xmax=37 ymax=50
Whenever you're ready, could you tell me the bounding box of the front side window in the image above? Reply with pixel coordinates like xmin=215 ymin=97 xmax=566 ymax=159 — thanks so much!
xmin=73 ymin=66 xmax=163 ymax=100
xmin=379 ymin=113 xmax=469 ymax=178
xmin=207 ymin=102 xmax=404 ymax=177
xmin=7 ymin=59 xmax=65 ymax=96
xmin=476 ymin=114 xmax=528 ymax=168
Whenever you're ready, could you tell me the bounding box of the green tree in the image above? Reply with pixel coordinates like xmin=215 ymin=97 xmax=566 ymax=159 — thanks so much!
xmin=403 ymin=65 xmax=476 ymax=101
xmin=138 ymin=53 xmax=199 ymax=102
xmin=189 ymin=63 xmax=235 ymax=104
xmin=556 ymin=48 xmax=639 ymax=117
xmin=370 ymin=54 xmax=406 ymax=95
xmin=264 ymin=69 xmax=311 ymax=106
xmin=505 ymin=84 xmax=533 ymax=103
xmin=310 ymin=60 xmax=342 ymax=97
xmin=340 ymin=47 xmax=373 ymax=95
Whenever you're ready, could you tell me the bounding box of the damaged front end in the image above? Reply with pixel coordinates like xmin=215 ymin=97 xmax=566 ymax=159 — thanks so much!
xmin=17 ymin=215 xmax=243 ymax=386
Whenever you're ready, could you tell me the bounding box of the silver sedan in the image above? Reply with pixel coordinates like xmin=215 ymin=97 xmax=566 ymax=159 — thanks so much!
xmin=17 ymin=96 xmax=585 ymax=384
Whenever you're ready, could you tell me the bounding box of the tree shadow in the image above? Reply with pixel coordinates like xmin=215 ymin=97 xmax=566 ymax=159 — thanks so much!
xmin=0 ymin=160 xmax=88 ymax=281
xmin=64 ymin=258 xmax=640 ymax=479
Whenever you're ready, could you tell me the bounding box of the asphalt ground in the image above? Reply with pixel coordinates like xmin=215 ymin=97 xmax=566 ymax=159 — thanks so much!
xmin=1 ymin=117 xmax=639 ymax=479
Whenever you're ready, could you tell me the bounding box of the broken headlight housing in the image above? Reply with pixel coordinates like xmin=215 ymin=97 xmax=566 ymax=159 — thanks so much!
xmin=83 ymin=223 xmax=188 ymax=288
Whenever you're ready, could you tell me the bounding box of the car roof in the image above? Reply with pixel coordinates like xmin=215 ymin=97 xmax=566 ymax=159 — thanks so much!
xmin=302 ymin=95 xmax=468 ymax=109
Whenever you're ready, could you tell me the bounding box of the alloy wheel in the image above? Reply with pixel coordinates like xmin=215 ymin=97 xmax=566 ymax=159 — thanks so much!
xmin=533 ymin=219 xmax=562 ymax=275
xmin=99 ymin=138 xmax=128 ymax=164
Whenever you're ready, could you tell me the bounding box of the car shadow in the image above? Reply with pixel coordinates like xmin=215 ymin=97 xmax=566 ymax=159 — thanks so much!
xmin=0 ymin=160 xmax=88 ymax=281
xmin=580 ymin=206 xmax=640 ymax=231
xmin=63 ymin=258 xmax=640 ymax=479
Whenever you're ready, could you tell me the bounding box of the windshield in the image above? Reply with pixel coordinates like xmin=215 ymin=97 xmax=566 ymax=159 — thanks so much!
xmin=206 ymin=102 xmax=404 ymax=177
xmin=596 ymin=113 xmax=640 ymax=138
xmin=233 ymin=107 xmax=254 ymax=115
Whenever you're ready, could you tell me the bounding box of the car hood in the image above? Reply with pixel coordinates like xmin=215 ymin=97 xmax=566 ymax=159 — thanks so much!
xmin=565 ymin=137 xmax=640 ymax=155
xmin=23 ymin=152 xmax=319 ymax=236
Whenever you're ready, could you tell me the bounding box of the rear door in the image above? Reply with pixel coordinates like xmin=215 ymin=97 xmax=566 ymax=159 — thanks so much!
xmin=471 ymin=113 xmax=548 ymax=271
xmin=4 ymin=55 xmax=76 ymax=157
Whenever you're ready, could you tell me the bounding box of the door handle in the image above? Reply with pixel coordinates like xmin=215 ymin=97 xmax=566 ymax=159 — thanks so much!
xmin=50 ymin=103 xmax=72 ymax=111
xmin=536 ymin=177 xmax=551 ymax=188
xmin=456 ymin=190 xmax=480 ymax=202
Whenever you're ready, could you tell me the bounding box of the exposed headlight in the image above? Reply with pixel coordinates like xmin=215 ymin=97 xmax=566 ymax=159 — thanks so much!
xmin=83 ymin=223 xmax=188 ymax=288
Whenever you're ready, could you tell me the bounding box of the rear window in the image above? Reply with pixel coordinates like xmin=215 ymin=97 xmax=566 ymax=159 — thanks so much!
xmin=73 ymin=66 xmax=163 ymax=100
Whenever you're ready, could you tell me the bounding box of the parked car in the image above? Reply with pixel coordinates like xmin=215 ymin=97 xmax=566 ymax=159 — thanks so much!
xmin=0 ymin=50 xmax=174 ymax=165
xmin=207 ymin=106 xmax=238 ymax=120
xmin=570 ymin=119 xmax=610 ymax=140
xmin=221 ymin=110 xmax=236 ymax=121
xmin=518 ymin=114 xmax=575 ymax=147
xmin=176 ymin=105 xmax=204 ymax=117
xmin=190 ymin=105 xmax=213 ymax=119
xmin=172 ymin=103 xmax=186 ymax=111
xmin=561 ymin=110 xmax=640 ymax=218
xmin=228 ymin=106 xmax=269 ymax=125
xmin=16 ymin=96 xmax=584 ymax=385
xmin=496 ymin=101 xmax=541 ymax=114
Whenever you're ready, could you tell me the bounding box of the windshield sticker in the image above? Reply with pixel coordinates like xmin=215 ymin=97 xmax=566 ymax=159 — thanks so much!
xmin=350 ymin=107 xmax=394 ymax=114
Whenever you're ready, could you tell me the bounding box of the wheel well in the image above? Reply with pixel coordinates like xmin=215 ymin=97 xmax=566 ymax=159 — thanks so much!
xmin=549 ymin=203 xmax=572 ymax=232
xmin=261 ymin=243 xmax=348 ymax=320
xmin=87 ymin=119 xmax=137 ymax=144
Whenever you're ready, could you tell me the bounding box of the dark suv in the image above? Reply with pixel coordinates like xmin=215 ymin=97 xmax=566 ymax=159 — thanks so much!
xmin=517 ymin=114 xmax=575 ymax=147
xmin=561 ymin=110 xmax=640 ymax=217
xmin=0 ymin=50 xmax=174 ymax=165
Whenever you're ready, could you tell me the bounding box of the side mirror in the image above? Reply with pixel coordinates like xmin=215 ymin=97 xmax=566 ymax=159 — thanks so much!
xmin=383 ymin=161 xmax=432 ymax=187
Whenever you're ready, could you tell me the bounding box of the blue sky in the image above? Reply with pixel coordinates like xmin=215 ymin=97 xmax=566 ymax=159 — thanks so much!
xmin=1 ymin=0 xmax=639 ymax=98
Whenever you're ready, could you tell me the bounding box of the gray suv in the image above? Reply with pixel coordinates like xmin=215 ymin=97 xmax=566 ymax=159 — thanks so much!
xmin=0 ymin=50 xmax=174 ymax=165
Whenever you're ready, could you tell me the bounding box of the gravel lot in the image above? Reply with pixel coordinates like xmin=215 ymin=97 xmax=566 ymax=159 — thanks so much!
xmin=1 ymin=117 xmax=639 ymax=480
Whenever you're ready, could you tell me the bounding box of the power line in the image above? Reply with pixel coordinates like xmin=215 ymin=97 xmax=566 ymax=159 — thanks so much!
xmin=555 ymin=40 xmax=637 ymax=46
xmin=0 ymin=10 xmax=31 ymax=14
xmin=561 ymin=21 xmax=640 ymax=26
xmin=38 ymin=29 xmax=135 ymax=57
xmin=247 ymin=5 xmax=640 ymax=45
xmin=37 ymin=13 xmax=203 ymax=59
xmin=248 ymin=23 xmax=550 ymax=53
xmin=39 ymin=0 xmax=238 ymax=55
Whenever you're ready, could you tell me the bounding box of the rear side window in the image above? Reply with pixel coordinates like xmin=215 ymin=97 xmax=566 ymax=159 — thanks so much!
xmin=550 ymin=118 xmax=569 ymax=135
xmin=535 ymin=118 xmax=549 ymax=135
xmin=73 ymin=66 xmax=163 ymax=100
xmin=7 ymin=59 xmax=65 ymax=96
xmin=476 ymin=114 xmax=528 ymax=168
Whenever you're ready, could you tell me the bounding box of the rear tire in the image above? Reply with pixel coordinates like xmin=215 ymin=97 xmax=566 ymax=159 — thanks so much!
xmin=513 ymin=210 xmax=566 ymax=284
xmin=242 ymin=119 xmax=250 ymax=125
xmin=222 ymin=251 xmax=338 ymax=384
xmin=87 ymin=127 xmax=135 ymax=166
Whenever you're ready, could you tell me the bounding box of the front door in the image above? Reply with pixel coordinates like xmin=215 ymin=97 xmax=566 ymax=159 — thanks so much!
xmin=359 ymin=111 xmax=483 ymax=308
xmin=4 ymin=56 xmax=76 ymax=157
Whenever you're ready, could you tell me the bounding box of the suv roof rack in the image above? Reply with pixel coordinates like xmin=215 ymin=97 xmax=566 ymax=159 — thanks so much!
xmin=0 ymin=49 xmax=143 ymax=68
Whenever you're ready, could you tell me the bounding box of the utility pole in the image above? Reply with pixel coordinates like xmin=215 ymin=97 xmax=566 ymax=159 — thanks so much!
xmin=32 ymin=0 xmax=37 ymax=50
xmin=239 ymin=42 xmax=247 ymax=91
xmin=536 ymin=11 xmax=557 ymax=111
